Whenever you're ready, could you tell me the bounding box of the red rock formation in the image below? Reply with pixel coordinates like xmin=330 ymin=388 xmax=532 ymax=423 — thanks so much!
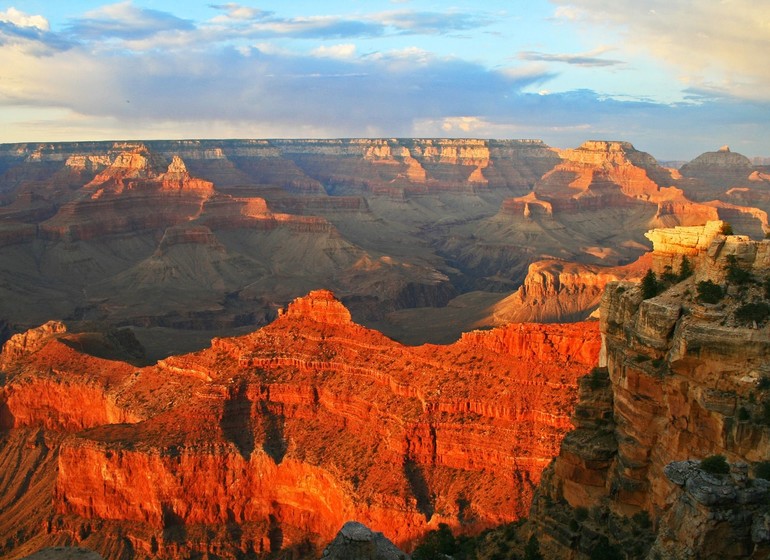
xmin=529 ymin=222 xmax=770 ymax=559
xmin=487 ymin=255 xmax=652 ymax=324
xmin=0 ymin=291 xmax=600 ymax=558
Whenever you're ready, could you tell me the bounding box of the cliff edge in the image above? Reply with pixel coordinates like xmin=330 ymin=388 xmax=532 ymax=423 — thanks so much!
xmin=530 ymin=220 xmax=770 ymax=559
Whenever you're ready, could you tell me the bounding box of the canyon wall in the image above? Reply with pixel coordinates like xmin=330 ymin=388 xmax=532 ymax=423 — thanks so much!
xmin=530 ymin=221 xmax=770 ymax=559
xmin=0 ymin=290 xmax=601 ymax=559
xmin=0 ymin=138 xmax=768 ymax=352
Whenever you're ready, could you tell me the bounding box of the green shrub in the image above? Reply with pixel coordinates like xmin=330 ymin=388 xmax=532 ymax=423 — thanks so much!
xmin=758 ymin=377 xmax=770 ymax=390
xmin=412 ymin=523 xmax=456 ymax=560
xmin=754 ymin=461 xmax=770 ymax=480
xmin=697 ymin=280 xmax=723 ymax=304
xmin=524 ymin=534 xmax=543 ymax=560
xmin=678 ymin=256 xmax=694 ymax=280
xmin=721 ymin=222 xmax=734 ymax=235
xmin=736 ymin=302 xmax=770 ymax=324
xmin=575 ymin=506 xmax=589 ymax=522
xmin=632 ymin=510 xmax=651 ymax=529
xmin=700 ymin=454 xmax=730 ymax=475
xmin=589 ymin=536 xmax=623 ymax=560
xmin=641 ymin=269 xmax=660 ymax=299
xmin=661 ymin=265 xmax=678 ymax=284
xmin=725 ymin=254 xmax=752 ymax=284
xmin=764 ymin=277 xmax=770 ymax=300
xmin=738 ymin=406 xmax=751 ymax=421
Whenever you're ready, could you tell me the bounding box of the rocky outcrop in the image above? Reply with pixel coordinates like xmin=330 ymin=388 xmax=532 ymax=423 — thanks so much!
xmin=536 ymin=141 xmax=677 ymax=204
xmin=487 ymin=256 xmax=651 ymax=324
xmin=0 ymin=290 xmax=600 ymax=558
xmin=529 ymin=222 xmax=770 ymax=559
xmin=649 ymin=460 xmax=770 ymax=559
xmin=679 ymin=147 xmax=754 ymax=196
xmin=321 ymin=521 xmax=406 ymax=560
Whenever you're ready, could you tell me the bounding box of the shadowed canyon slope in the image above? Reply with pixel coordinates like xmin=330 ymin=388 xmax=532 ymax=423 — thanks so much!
xmin=0 ymin=139 xmax=768 ymax=352
xmin=528 ymin=222 xmax=770 ymax=559
xmin=0 ymin=290 xmax=600 ymax=558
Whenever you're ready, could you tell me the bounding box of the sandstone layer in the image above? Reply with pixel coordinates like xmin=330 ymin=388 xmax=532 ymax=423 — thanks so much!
xmin=530 ymin=221 xmax=770 ymax=559
xmin=0 ymin=290 xmax=600 ymax=559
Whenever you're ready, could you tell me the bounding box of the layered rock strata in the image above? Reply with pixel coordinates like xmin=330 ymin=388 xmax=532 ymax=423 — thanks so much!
xmin=530 ymin=221 xmax=770 ymax=559
xmin=0 ymin=290 xmax=600 ymax=558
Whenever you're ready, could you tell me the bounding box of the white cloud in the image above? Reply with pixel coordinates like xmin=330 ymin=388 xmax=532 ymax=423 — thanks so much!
xmin=0 ymin=7 xmax=49 ymax=30
xmin=210 ymin=4 xmax=272 ymax=22
xmin=550 ymin=0 xmax=770 ymax=100
xmin=311 ymin=43 xmax=356 ymax=59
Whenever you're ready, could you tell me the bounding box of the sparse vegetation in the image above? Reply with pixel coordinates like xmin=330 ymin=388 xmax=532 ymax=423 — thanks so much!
xmin=574 ymin=506 xmax=589 ymax=522
xmin=632 ymin=510 xmax=651 ymax=529
xmin=735 ymin=302 xmax=770 ymax=324
xmin=411 ymin=523 xmax=457 ymax=560
xmin=738 ymin=406 xmax=751 ymax=421
xmin=641 ymin=258 xmax=695 ymax=299
xmin=661 ymin=265 xmax=678 ymax=284
xmin=763 ymin=401 xmax=770 ymax=425
xmin=721 ymin=222 xmax=734 ymax=235
xmin=725 ymin=254 xmax=752 ymax=285
xmin=641 ymin=269 xmax=660 ymax=299
xmin=587 ymin=367 xmax=607 ymax=390
xmin=754 ymin=461 xmax=770 ymax=481
xmin=589 ymin=536 xmax=623 ymax=560
xmin=697 ymin=280 xmax=723 ymax=304
xmin=758 ymin=377 xmax=770 ymax=390
xmin=764 ymin=277 xmax=770 ymax=300
xmin=524 ymin=534 xmax=544 ymax=560
xmin=700 ymin=454 xmax=730 ymax=475
xmin=678 ymin=256 xmax=693 ymax=281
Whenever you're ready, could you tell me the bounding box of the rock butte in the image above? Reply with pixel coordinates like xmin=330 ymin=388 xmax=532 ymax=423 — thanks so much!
xmin=0 ymin=290 xmax=600 ymax=558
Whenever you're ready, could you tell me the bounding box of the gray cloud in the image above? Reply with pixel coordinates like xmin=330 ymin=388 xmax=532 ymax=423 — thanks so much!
xmin=518 ymin=49 xmax=623 ymax=67
xmin=205 ymin=4 xmax=491 ymax=40
xmin=0 ymin=20 xmax=74 ymax=53
xmin=67 ymin=1 xmax=195 ymax=40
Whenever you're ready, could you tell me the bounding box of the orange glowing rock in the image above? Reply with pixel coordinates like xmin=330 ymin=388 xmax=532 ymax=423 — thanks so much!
xmin=0 ymin=290 xmax=600 ymax=557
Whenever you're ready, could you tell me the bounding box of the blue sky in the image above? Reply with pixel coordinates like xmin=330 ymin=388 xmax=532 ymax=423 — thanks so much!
xmin=0 ymin=1 xmax=768 ymax=160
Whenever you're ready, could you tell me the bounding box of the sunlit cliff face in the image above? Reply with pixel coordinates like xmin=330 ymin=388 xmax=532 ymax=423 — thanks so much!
xmin=0 ymin=290 xmax=600 ymax=557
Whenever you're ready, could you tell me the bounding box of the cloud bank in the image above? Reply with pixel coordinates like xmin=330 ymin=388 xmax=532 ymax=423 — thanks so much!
xmin=0 ymin=2 xmax=767 ymax=160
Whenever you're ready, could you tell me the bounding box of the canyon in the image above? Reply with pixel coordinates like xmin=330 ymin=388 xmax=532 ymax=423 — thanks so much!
xmin=1 ymin=138 xmax=770 ymax=559
xmin=0 ymin=290 xmax=599 ymax=558
xmin=0 ymin=139 xmax=767 ymax=354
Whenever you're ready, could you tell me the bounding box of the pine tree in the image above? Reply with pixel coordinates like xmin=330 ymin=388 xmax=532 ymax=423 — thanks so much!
xmin=678 ymin=256 xmax=693 ymax=280
xmin=641 ymin=269 xmax=659 ymax=299
xmin=524 ymin=535 xmax=543 ymax=560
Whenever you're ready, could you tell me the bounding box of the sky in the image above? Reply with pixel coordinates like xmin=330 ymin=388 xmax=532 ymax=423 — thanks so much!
xmin=0 ymin=1 xmax=768 ymax=160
